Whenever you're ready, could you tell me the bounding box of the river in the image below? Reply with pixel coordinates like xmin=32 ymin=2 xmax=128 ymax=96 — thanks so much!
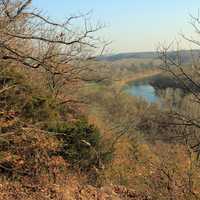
xmin=124 ymin=77 xmax=159 ymax=103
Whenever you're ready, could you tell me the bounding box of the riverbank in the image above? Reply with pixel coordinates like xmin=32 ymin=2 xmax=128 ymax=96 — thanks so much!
xmin=116 ymin=69 xmax=162 ymax=89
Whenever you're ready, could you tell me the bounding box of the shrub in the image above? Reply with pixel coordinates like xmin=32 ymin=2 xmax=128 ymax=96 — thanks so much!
xmin=47 ymin=119 xmax=112 ymax=170
xmin=22 ymin=95 xmax=60 ymax=122
xmin=0 ymin=67 xmax=61 ymax=124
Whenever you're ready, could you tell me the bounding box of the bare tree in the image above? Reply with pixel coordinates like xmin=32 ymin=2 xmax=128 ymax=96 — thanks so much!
xmin=158 ymin=13 xmax=200 ymax=158
xmin=0 ymin=0 xmax=109 ymax=98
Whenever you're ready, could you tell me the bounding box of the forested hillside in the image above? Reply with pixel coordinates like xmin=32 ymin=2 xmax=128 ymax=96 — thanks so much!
xmin=1 ymin=1 xmax=200 ymax=200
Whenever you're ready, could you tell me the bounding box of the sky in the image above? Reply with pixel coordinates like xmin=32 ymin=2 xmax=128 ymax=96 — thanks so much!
xmin=32 ymin=0 xmax=200 ymax=53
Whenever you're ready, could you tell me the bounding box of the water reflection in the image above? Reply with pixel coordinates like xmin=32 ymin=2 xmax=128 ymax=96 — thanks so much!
xmin=124 ymin=83 xmax=158 ymax=103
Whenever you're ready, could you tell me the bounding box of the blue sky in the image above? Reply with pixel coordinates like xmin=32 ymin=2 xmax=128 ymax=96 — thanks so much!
xmin=32 ymin=0 xmax=200 ymax=53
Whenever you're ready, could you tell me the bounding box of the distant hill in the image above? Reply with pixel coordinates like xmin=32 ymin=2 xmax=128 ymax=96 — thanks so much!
xmin=98 ymin=52 xmax=158 ymax=61
xmin=98 ymin=50 xmax=200 ymax=63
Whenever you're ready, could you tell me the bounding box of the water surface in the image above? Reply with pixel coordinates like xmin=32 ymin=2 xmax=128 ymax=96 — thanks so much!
xmin=124 ymin=82 xmax=158 ymax=103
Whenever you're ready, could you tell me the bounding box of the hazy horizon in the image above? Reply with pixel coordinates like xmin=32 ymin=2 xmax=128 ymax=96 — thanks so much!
xmin=33 ymin=0 xmax=200 ymax=53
